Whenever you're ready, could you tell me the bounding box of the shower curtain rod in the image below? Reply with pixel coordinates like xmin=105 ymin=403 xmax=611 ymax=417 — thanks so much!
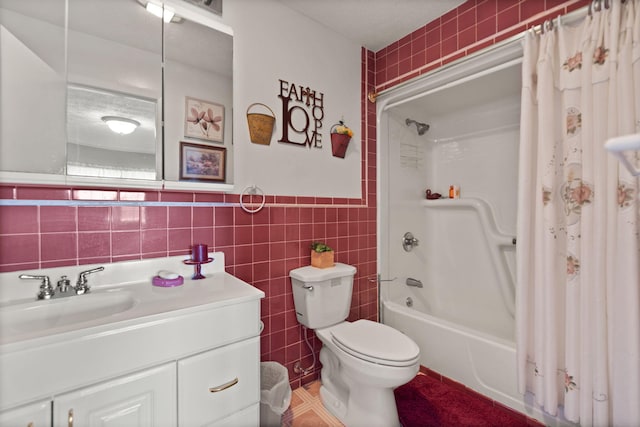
xmin=382 ymin=57 xmax=522 ymax=112
xmin=531 ymin=1 xmax=606 ymax=35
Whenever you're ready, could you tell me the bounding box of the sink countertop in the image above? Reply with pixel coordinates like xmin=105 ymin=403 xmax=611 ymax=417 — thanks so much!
xmin=0 ymin=252 xmax=265 ymax=349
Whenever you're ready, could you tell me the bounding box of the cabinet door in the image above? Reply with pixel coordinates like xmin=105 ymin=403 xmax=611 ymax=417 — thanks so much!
xmin=53 ymin=363 xmax=175 ymax=427
xmin=0 ymin=400 xmax=50 ymax=427
xmin=178 ymin=337 xmax=260 ymax=426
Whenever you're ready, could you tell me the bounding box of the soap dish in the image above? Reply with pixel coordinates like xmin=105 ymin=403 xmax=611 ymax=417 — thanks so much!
xmin=152 ymin=275 xmax=184 ymax=287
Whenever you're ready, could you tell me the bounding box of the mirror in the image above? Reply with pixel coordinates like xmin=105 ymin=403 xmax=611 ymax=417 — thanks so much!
xmin=163 ymin=2 xmax=233 ymax=183
xmin=66 ymin=84 xmax=159 ymax=180
xmin=0 ymin=0 xmax=68 ymax=175
xmin=0 ymin=0 xmax=233 ymax=186
xmin=66 ymin=0 xmax=162 ymax=181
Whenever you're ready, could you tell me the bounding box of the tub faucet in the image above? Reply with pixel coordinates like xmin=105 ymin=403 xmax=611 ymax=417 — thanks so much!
xmin=406 ymin=277 xmax=423 ymax=288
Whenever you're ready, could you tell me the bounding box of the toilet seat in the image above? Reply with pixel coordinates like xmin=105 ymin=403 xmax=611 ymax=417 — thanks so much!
xmin=330 ymin=320 xmax=420 ymax=367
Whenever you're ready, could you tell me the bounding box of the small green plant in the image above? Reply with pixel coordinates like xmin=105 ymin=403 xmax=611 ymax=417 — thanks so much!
xmin=311 ymin=241 xmax=332 ymax=253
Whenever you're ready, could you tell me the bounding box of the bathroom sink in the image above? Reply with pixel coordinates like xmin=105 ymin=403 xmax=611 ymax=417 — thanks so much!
xmin=0 ymin=289 xmax=136 ymax=342
xmin=0 ymin=253 xmax=266 ymax=412
xmin=0 ymin=253 xmax=261 ymax=348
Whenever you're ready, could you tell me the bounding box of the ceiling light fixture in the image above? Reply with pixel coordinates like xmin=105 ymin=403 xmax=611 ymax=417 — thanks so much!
xmin=101 ymin=116 xmax=141 ymax=135
xmin=145 ymin=2 xmax=175 ymax=23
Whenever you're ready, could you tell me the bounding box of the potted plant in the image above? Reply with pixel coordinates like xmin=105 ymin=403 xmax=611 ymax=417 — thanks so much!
xmin=310 ymin=241 xmax=335 ymax=268
xmin=330 ymin=120 xmax=353 ymax=158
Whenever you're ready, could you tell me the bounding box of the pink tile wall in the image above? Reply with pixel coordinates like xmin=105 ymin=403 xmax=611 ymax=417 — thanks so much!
xmin=374 ymin=0 xmax=591 ymax=92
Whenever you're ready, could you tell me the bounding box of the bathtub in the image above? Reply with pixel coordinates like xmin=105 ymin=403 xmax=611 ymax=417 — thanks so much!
xmin=383 ymin=298 xmax=519 ymax=406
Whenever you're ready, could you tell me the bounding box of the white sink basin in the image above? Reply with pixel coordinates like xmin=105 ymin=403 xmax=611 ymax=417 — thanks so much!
xmin=0 ymin=290 xmax=136 ymax=336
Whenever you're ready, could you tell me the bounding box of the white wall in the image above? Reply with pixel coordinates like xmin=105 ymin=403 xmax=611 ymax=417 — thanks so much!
xmin=224 ymin=0 xmax=362 ymax=198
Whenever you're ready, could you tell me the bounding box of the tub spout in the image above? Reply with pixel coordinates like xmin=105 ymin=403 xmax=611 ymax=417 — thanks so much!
xmin=406 ymin=277 xmax=423 ymax=288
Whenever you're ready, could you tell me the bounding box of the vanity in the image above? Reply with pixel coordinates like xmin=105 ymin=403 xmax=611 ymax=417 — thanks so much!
xmin=0 ymin=253 xmax=264 ymax=426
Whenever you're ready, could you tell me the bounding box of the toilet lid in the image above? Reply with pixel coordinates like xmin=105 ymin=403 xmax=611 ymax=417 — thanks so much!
xmin=331 ymin=320 xmax=420 ymax=367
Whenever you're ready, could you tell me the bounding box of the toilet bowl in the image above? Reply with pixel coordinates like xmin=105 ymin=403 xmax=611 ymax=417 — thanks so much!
xmin=316 ymin=319 xmax=419 ymax=426
xmin=289 ymin=264 xmax=420 ymax=427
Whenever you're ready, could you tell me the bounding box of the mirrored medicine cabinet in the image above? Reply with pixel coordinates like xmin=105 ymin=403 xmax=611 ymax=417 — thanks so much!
xmin=0 ymin=0 xmax=233 ymax=191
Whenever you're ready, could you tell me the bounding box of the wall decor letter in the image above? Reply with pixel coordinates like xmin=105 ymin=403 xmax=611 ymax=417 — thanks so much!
xmin=278 ymin=79 xmax=324 ymax=148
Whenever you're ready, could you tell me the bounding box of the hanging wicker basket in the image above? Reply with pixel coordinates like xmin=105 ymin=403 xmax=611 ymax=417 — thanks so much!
xmin=246 ymin=103 xmax=276 ymax=145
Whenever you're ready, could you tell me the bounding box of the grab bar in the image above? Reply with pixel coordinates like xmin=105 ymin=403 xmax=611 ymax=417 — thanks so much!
xmin=406 ymin=278 xmax=423 ymax=288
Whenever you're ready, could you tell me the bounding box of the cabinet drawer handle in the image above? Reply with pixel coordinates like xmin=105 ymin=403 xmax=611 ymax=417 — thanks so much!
xmin=208 ymin=377 xmax=239 ymax=393
xmin=68 ymin=409 xmax=74 ymax=427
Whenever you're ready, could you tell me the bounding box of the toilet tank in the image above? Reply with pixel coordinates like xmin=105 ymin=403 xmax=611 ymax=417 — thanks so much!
xmin=289 ymin=263 xmax=357 ymax=329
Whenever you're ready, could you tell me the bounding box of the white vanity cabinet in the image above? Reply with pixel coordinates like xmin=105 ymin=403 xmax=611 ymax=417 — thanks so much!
xmin=0 ymin=253 xmax=265 ymax=427
xmin=52 ymin=363 xmax=176 ymax=427
xmin=0 ymin=400 xmax=50 ymax=427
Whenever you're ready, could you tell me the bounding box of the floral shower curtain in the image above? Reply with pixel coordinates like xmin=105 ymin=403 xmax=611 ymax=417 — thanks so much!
xmin=516 ymin=1 xmax=640 ymax=426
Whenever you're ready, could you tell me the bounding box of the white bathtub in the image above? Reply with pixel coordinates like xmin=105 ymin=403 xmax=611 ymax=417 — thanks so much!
xmin=383 ymin=298 xmax=518 ymax=402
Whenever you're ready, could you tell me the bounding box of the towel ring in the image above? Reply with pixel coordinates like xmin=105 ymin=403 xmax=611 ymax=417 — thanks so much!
xmin=240 ymin=185 xmax=266 ymax=214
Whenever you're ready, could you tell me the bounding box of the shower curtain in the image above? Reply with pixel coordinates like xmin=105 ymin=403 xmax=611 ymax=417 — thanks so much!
xmin=516 ymin=1 xmax=640 ymax=426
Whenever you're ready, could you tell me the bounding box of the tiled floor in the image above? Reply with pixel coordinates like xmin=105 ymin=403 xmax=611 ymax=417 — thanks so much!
xmin=282 ymin=380 xmax=344 ymax=427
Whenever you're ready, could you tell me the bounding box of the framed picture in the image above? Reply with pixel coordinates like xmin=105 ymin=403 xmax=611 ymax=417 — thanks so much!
xmin=179 ymin=142 xmax=226 ymax=182
xmin=184 ymin=96 xmax=224 ymax=143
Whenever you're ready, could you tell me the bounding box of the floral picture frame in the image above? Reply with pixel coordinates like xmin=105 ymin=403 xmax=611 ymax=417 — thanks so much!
xmin=179 ymin=142 xmax=226 ymax=182
xmin=184 ymin=96 xmax=224 ymax=143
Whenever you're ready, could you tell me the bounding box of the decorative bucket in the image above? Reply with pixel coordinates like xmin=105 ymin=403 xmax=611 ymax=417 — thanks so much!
xmin=330 ymin=133 xmax=351 ymax=158
xmin=246 ymin=103 xmax=276 ymax=145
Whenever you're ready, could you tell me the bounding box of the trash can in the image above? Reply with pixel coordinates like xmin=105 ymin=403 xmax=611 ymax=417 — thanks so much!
xmin=260 ymin=361 xmax=292 ymax=427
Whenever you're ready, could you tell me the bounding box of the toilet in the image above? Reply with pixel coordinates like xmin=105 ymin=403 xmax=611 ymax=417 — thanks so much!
xmin=290 ymin=263 xmax=420 ymax=427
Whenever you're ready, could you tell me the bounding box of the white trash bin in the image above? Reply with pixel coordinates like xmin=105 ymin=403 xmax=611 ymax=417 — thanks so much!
xmin=260 ymin=362 xmax=292 ymax=427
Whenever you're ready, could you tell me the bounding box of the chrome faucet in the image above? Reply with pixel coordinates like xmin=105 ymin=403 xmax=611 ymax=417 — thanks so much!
xmin=19 ymin=274 xmax=55 ymax=300
xmin=57 ymin=275 xmax=72 ymax=293
xmin=19 ymin=266 xmax=105 ymax=300
xmin=75 ymin=266 xmax=105 ymax=295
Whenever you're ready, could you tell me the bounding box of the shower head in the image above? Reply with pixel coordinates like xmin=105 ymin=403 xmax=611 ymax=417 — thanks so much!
xmin=405 ymin=118 xmax=430 ymax=135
